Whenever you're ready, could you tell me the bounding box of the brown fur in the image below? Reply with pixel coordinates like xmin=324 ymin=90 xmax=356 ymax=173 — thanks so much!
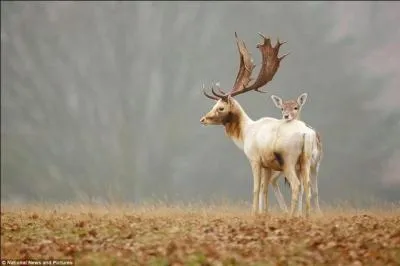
xmin=316 ymin=132 xmax=322 ymax=153
xmin=283 ymin=100 xmax=298 ymax=109
xmin=261 ymin=154 xmax=283 ymax=171
xmin=223 ymin=102 xmax=244 ymax=142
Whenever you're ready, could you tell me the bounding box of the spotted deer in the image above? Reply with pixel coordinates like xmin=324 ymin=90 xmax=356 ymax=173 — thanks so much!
xmin=268 ymin=93 xmax=323 ymax=214
xmin=200 ymin=32 xmax=318 ymax=217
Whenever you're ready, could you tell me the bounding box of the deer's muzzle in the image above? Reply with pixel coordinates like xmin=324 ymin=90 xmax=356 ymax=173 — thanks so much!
xmin=200 ymin=116 xmax=207 ymax=125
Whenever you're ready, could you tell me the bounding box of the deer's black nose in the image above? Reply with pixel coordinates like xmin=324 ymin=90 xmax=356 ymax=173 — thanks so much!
xmin=284 ymin=115 xmax=289 ymax=119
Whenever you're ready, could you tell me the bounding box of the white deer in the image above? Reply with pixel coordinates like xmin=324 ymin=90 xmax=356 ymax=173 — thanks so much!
xmin=200 ymin=32 xmax=319 ymax=217
xmin=267 ymin=93 xmax=323 ymax=214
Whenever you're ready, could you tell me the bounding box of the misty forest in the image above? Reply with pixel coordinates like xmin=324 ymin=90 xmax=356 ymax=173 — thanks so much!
xmin=2 ymin=1 xmax=400 ymax=207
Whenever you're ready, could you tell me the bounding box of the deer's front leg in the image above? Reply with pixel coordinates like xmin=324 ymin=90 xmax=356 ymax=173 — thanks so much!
xmin=283 ymin=166 xmax=301 ymax=217
xmin=271 ymin=171 xmax=288 ymax=213
xmin=261 ymin=167 xmax=272 ymax=214
xmin=250 ymin=160 xmax=262 ymax=216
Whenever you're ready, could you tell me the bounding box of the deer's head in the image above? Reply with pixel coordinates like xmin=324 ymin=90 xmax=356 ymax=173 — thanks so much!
xmin=200 ymin=93 xmax=235 ymax=126
xmin=271 ymin=93 xmax=308 ymax=121
xmin=200 ymin=32 xmax=288 ymax=126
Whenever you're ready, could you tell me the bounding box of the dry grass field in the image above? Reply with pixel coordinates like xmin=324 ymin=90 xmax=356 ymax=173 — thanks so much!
xmin=1 ymin=203 xmax=400 ymax=266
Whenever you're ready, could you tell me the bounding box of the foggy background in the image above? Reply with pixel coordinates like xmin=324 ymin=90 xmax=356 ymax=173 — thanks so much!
xmin=1 ymin=1 xmax=399 ymax=207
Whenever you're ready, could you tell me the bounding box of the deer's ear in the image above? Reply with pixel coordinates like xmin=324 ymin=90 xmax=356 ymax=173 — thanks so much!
xmin=271 ymin=95 xmax=283 ymax=108
xmin=297 ymin=93 xmax=308 ymax=107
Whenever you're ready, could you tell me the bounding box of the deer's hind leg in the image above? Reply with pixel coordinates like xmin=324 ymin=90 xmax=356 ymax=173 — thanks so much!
xmin=311 ymin=163 xmax=322 ymax=215
xmin=282 ymin=162 xmax=301 ymax=217
xmin=299 ymin=157 xmax=312 ymax=218
xmin=270 ymin=171 xmax=288 ymax=213
xmin=295 ymin=168 xmax=303 ymax=216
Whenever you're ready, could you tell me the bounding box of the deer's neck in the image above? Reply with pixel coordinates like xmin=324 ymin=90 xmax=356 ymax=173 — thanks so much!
xmin=223 ymin=101 xmax=252 ymax=150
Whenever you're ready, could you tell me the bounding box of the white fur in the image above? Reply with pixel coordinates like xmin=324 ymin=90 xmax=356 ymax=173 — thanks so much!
xmin=201 ymin=98 xmax=319 ymax=217
xmin=265 ymin=93 xmax=323 ymax=216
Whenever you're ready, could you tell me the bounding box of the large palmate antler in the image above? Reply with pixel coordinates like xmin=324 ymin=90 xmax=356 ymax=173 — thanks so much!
xmin=203 ymin=32 xmax=254 ymax=100
xmin=231 ymin=32 xmax=256 ymax=95
xmin=203 ymin=32 xmax=288 ymax=100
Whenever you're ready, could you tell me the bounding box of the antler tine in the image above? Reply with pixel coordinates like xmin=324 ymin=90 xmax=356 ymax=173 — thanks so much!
xmin=202 ymin=83 xmax=220 ymax=100
xmin=228 ymin=32 xmax=256 ymax=96
xmin=279 ymin=52 xmax=290 ymax=61
xmin=211 ymin=84 xmax=228 ymax=99
xmin=230 ymin=32 xmax=288 ymax=97
xmin=215 ymin=82 xmax=227 ymax=96
xmin=255 ymin=89 xmax=268 ymax=94
xmin=275 ymin=37 xmax=287 ymax=48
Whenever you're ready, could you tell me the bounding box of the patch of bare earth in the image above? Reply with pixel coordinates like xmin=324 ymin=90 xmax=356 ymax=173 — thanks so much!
xmin=1 ymin=203 xmax=400 ymax=265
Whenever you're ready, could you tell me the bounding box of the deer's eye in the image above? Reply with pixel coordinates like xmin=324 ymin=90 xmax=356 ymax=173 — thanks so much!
xmin=294 ymin=107 xmax=298 ymax=110
xmin=218 ymin=107 xmax=224 ymax=112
